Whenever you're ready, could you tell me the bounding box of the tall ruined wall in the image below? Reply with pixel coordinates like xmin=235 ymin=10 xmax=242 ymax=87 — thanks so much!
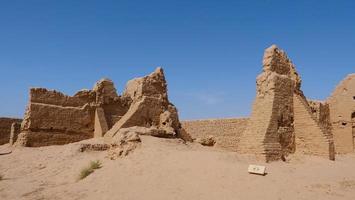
xmin=327 ymin=74 xmax=355 ymax=153
xmin=237 ymin=45 xmax=297 ymax=161
xmin=0 ymin=118 xmax=22 ymax=145
xmin=237 ymin=45 xmax=334 ymax=161
xmin=181 ymin=118 xmax=249 ymax=151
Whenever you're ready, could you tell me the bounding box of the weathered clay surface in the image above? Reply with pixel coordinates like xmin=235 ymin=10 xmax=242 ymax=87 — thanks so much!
xmin=16 ymin=88 xmax=97 ymax=147
xmin=238 ymin=45 xmax=334 ymax=161
xmin=0 ymin=118 xmax=22 ymax=145
xmin=327 ymin=74 xmax=355 ymax=153
xmin=237 ymin=45 xmax=297 ymax=161
xmin=16 ymin=67 xmax=186 ymax=147
xmin=106 ymin=127 xmax=143 ymax=160
xmin=293 ymin=94 xmax=335 ymax=160
xmin=104 ymin=68 xmax=185 ymax=142
xmin=9 ymin=122 xmax=21 ymax=145
xmin=181 ymin=118 xmax=249 ymax=150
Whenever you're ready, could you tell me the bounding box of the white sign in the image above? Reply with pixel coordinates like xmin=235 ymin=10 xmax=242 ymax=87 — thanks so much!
xmin=248 ymin=165 xmax=266 ymax=175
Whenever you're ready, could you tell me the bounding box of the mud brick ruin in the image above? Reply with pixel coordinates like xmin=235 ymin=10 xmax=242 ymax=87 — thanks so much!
xmin=0 ymin=118 xmax=22 ymax=145
xmin=237 ymin=45 xmax=335 ymax=161
xmin=14 ymin=67 xmax=184 ymax=147
xmin=181 ymin=118 xmax=249 ymax=151
xmin=183 ymin=45 xmax=354 ymax=161
xmin=328 ymin=74 xmax=355 ymax=153
xmin=1 ymin=45 xmax=354 ymax=162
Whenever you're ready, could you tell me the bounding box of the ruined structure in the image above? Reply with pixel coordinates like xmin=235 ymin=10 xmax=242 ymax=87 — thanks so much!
xmin=236 ymin=45 xmax=334 ymax=161
xmin=2 ymin=45 xmax=352 ymax=163
xmin=328 ymin=74 xmax=355 ymax=153
xmin=181 ymin=118 xmax=249 ymax=151
xmin=182 ymin=45 xmax=353 ymax=161
xmin=0 ymin=118 xmax=22 ymax=145
xmin=15 ymin=67 xmax=185 ymax=147
xmin=104 ymin=67 xmax=182 ymax=140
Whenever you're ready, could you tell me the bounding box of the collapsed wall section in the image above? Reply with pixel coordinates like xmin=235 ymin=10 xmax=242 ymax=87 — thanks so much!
xmin=16 ymin=78 xmax=132 ymax=147
xmin=104 ymin=68 xmax=184 ymax=141
xmin=16 ymin=67 xmax=186 ymax=147
xmin=93 ymin=79 xmax=131 ymax=129
xmin=308 ymin=100 xmax=332 ymax=129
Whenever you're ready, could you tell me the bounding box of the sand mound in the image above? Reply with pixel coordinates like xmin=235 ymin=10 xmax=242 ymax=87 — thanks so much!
xmin=1 ymin=137 xmax=355 ymax=200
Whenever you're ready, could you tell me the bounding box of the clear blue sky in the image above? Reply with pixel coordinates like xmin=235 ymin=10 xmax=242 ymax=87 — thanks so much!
xmin=0 ymin=0 xmax=354 ymax=120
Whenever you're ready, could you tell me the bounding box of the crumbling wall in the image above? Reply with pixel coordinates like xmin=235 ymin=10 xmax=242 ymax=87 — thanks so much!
xmin=16 ymin=68 xmax=186 ymax=147
xmin=308 ymin=100 xmax=332 ymax=133
xmin=0 ymin=118 xmax=22 ymax=145
xmin=237 ymin=45 xmax=334 ymax=161
xmin=16 ymin=88 xmax=97 ymax=147
xmin=237 ymin=45 xmax=297 ymax=161
xmin=327 ymin=74 xmax=355 ymax=153
xmin=93 ymin=79 xmax=131 ymax=129
xmin=181 ymin=118 xmax=249 ymax=151
xmin=294 ymin=94 xmax=335 ymax=160
xmin=16 ymin=79 xmax=131 ymax=147
xmin=104 ymin=68 xmax=184 ymax=141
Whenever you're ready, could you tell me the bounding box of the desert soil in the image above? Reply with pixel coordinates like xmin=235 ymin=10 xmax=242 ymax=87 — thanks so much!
xmin=1 ymin=136 xmax=355 ymax=200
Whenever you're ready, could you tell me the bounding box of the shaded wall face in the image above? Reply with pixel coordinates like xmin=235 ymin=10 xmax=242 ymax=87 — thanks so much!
xmin=268 ymin=75 xmax=295 ymax=157
xmin=101 ymin=95 xmax=132 ymax=129
xmin=308 ymin=100 xmax=332 ymax=139
xmin=328 ymin=76 xmax=355 ymax=153
xmin=0 ymin=118 xmax=22 ymax=145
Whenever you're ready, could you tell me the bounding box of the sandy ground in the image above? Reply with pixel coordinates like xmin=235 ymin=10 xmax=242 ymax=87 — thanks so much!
xmin=1 ymin=136 xmax=355 ymax=200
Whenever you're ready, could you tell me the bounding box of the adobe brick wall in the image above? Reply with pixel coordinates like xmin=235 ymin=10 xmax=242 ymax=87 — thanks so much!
xmin=0 ymin=118 xmax=22 ymax=145
xmin=181 ymin=118 xmax=249 ymax=151
xmin=327 ymin=74 xmax=355 ymax=154
xmin=294 ymin=95 xmax=335 ymax=160
xmin=237 ymin=45 xmax=298 ymax=161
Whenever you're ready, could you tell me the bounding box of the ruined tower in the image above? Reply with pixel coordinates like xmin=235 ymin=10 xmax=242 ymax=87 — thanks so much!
xmin=238 ymin=45 xmax=335 ymax=161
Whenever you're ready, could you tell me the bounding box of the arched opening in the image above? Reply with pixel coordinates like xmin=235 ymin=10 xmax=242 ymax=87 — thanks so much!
xmin=352 ymin=112 xmax=355 ymax=151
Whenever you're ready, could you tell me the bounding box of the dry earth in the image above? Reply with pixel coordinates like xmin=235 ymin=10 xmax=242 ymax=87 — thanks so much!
xmin=1 ymin=136 xmax=355 ymax=200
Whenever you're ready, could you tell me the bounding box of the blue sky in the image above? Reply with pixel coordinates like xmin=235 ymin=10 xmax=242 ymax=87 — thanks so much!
xmin=0 ymin=0 xmax=354 ymax=120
